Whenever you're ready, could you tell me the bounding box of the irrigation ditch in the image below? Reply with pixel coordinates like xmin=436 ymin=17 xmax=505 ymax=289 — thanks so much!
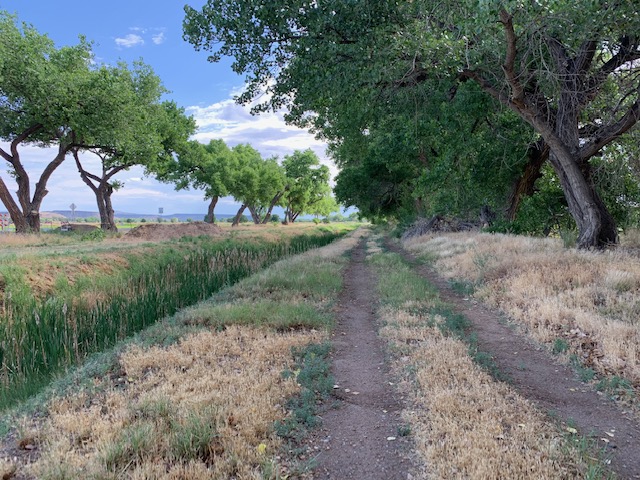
xmin=0 ymin=228 xmax=347 ymax=409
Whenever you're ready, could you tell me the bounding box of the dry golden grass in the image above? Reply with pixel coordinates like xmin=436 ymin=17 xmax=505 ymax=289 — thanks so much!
xmin=404 ymin=232 xmax=640 ymax=391
xmin=26 ymin=326 xmax=321 ymax=479
xmin=0 ymin=233 xmax=45 ymax=248
xmin=380 ymin=305 xmax=588 ymax=479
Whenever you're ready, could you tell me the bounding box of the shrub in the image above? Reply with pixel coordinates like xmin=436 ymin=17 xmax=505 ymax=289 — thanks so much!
xmin=81 ymin=229 xmax=106 ymax=242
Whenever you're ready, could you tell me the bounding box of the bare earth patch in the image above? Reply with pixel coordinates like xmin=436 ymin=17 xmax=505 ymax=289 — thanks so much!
xmin=306 ymin=237 xmax=414 ymax=479
xmin=125 ymin=222 xmax=225 ymax=241
xmin=392 ymin=239 xmax=640 ymax=479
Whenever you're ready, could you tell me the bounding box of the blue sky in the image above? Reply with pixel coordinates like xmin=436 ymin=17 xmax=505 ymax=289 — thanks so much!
xmin=0 ymin=0 xmax=331 ymax=216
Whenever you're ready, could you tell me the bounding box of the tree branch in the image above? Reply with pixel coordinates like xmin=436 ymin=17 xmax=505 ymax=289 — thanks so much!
xmin=10 ymin=124 xmax=44 ymax=162
xmin=574 ymin=40 xmax=598 ymax=75
xmin=103 ymin=164 xmax=131 ymax=182
xmin=73 ymin=149 xmax=100 ymax=192
xmin=460 ymin=69 xmax=511 ymax=106
xmin=499 ymin=8 xmax=525 ymax=107
xmin=585 ymin=37 xmax=640 ymax=101
xmin=579 ymin=94 xmax=640 ymax=161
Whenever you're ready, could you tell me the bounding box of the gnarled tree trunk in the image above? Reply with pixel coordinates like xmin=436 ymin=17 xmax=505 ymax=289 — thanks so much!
xmin=261 ymin=190 xmax=285 ymax=224
xmin=94 ymin=184 xmax=117 ymax=232
xmin=247 ymin=205 xmax=262 ymax=224
xmin=462 ymin=9 xmax=640 ymax=248
xmin=232 ymin=204 xmax=247 ymax=227
xmin=0 ymin=125 xmax=69 ymax=233
xmin=74 ymin=149 xmax=124 ymax=233
xmin=205 ymin=196 xmax=218 ymax=223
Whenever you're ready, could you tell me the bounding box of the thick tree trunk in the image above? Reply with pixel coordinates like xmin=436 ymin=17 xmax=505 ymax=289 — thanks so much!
xmin=205 ymin=196 xmax=218 ymax=223
xmin=232 ymin=204 xmax=247 ymax=227
xmin=247 ymin=205 xmax=261 ymax=224
xmin=0 ymin=177 xmax=28 ymax=233
xmin=0 ymin=126 xmax=67 ymax=233
xmin=548 ymin=152 xmax=617 ymax=248
xmin=25 ymin=211 xmax=41 ymax=232
xmin=261 ymin=191 xmax=284 ymax=224
xmin=506 ymin=140 xmax=549 ymax=221
xmin=96 ymin=186 xmax=118 ymax=232
xmin=74 ymin=149 xmax=119 ymax=232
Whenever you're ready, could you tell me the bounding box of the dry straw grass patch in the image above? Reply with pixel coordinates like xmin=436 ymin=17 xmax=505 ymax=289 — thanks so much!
xmin=404 ymin=232 xmax=640 ymax=392
xmin=379 ymin=306 xmax=588 ymax=478
xmin=26 ymin=326 xmax=322 ymax=479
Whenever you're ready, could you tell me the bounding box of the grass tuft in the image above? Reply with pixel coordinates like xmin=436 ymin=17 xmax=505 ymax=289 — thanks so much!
xmin=180 ymin=300 xmax=332 ymax=332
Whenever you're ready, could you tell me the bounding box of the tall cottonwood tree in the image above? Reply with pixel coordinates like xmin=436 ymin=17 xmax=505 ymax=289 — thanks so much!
xmin=227 ymin=144 xmax=286 ymax=226
xmin=0 ymin=12 xmax=92 ymax=232
xmin=72 ymin=62 xmax=195 ymax=232
xmin=184 ymin=0 xmax=640 ymax=248
xmin=282 ymin=150 xmax=332 ymax=223
xmin=155 ymin=139 xmax=236 ymax=224
xmin=446 ymin=2 xmax=640 ymax=247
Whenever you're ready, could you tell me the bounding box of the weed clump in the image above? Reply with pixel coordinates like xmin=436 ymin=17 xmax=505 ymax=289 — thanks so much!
xmin=276 ymin=343 xmax=333 ymax=441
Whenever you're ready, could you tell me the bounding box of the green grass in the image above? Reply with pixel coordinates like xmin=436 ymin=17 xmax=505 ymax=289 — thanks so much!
xmin=553 ymin=338 xmax=570 ymax=354
xmin=369 ymin=252 xmax=438 ymax=307
xmin=179 ymin=300 xmax=333 ymax=332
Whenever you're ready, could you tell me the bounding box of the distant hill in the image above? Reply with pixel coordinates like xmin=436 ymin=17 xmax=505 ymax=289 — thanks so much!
xmin=48 ymin=210 xmax=235 ymax=221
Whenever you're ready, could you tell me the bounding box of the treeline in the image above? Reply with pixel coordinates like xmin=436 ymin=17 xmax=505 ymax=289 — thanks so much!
xmin=0 ymin=12 xmax=336 ymax=234
xmin=156 ymin=141 xmax=336 ymax=227
xmin=183 ymin=1 xmax=640 ymax=248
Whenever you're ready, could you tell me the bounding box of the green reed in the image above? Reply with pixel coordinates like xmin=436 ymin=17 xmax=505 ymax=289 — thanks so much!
xmin=0 ymin=231 xmax=341 ymax=408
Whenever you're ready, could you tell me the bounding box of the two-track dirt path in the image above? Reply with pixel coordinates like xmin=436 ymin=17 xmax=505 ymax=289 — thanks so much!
xmin=388 ymin=239 xmax=640 ymax=479
xmin=307 ymin=237 xmax=413 ymax=479
xmin=305 ymin=233 xmax=640 ymax=479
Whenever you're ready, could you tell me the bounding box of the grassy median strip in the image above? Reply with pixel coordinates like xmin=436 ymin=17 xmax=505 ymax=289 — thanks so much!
xmin=368 ymin=240 xmax=611 ymax=479
xmin=0 ymin=229 xmax=363 ymax=480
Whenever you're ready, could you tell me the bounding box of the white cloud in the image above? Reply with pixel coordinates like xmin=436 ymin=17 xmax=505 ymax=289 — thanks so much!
xmin=115 ymin=34 xmax=144 ymax=48
xmin=186 ymin=88 xmax=336 ymax=179
xmin=152 ymin=32 xmax=166 ymax=45
xmin=112 ymin=187 xmax=166 ymax=199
